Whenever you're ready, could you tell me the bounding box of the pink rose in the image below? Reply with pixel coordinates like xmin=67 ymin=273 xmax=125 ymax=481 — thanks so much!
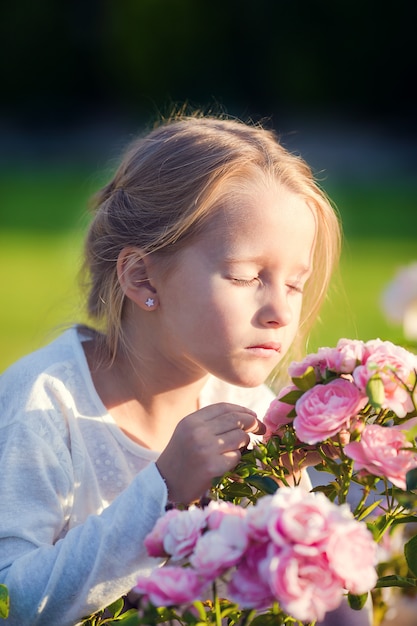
xmin=255 ymin=489 xmax=378 ymax=621
xmin=331 ymin=338 xmax=366 ymax=373
xmin=288 ymin=339 xmax=365 ymax=382
xmin=144 ymin=508 xmax=182 ymax=557
xmin=134 ymin=566 xmax=205 ymax=607
xmin=163 ymin=505 xmax=207 ymax=561
xmin=204 ymin=499 xmax=246 ymax=530
xmin=353 ymin=339 xmax=417 ymax=417
xmin=244 ymin=494 xmax=275 ymax=542
xmin=345 ymin=423 xmax=417 ymax=489
xmin=263 ymin=385 xmax=296 ymax=440
xmin=288 ymin=353 xmax=324 ymax=381
xmin=267 ymin=487 xmax=339 ymax=549
xmin=325 ymin=519 xmax=378 ymax=594
xmin=294 ymin=378 xmax=367 ymax=444
xmin=228 ymin=545 xmax=275 ymax=611
xmin=190 ymin=515 xmax=248 ymax=577
xmin=266 ymin=546 xmax=344 ymax=623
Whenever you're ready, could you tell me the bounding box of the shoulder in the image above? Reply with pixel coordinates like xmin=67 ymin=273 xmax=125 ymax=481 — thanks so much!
xmin=0 ymin=327 xmax=87 ymax=431
xmin=200 ymin=376 xmax=275 ymax=418
xmin=0 ymin=328 xmax=91 ymax=484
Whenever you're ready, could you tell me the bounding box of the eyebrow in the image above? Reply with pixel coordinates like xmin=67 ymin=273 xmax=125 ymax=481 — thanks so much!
xmin=224 ymin=256 xmax=312 ymax=276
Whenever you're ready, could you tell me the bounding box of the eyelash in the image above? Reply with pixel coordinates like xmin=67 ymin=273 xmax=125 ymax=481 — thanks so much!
xmin=231 ymin=277 xmax=304 ymax=293
xmin=232 ymin=278 xmax=259 ymax=287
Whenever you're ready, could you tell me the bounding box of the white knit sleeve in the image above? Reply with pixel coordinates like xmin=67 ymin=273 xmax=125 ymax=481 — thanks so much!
xmin=0 ymin=420 xmax=167 ymax=626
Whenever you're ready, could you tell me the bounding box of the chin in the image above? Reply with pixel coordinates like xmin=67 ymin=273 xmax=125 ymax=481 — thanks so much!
xmin=212 ymin=360 xmax=277 ymax=388
xmin=227 ymin=372 xmax=271 ymax=389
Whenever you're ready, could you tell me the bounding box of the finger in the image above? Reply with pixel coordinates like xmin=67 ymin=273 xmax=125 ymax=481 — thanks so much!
xmin=216 ymin=429 xmax=251 ymax=454
xmin=203 ymin=404 xmax=261 ymax=435
xmin=200 ymin=402 xmax=257 ymax=420
xmin=252 ymin=418 xmax=266 ymax=436
xmin=222 ymin=449 xmax=243 ymax=471
xmin=217 ymin=413 xmax=266 ymax=437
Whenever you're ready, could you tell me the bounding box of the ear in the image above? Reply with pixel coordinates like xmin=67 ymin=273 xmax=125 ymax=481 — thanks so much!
xmin=117 ymin=247 xmax=158 ymax=311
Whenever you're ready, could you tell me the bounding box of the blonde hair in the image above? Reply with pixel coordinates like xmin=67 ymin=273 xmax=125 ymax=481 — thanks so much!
xmin=82 ymin=112 xmax=341 ymax=373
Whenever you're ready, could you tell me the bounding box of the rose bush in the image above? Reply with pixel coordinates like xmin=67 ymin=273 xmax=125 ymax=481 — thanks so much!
xmin=133 ymin=567 xmax=205 ymax=607
xmin=134 ymin=488 xmax=377 ymax=625
xmin=344 ymin=421 xmax=417 ymax=490
xmin=293 ymin=377 xmax=367 ymax=444
xmin=81 ymin=338 xmax=417 ymax=626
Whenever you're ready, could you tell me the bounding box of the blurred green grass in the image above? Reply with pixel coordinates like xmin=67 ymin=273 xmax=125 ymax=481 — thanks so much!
xmin=0 ymin=230 xmax=85 ymax=368
xmin=309 ymin=237 xmax=417 ymax=352
xmin=1 ymin=167 xmax=416 ymax=372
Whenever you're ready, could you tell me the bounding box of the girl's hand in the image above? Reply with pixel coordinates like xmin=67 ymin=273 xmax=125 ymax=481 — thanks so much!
xmin=156 ymin=403 xmax=265 ymax=505
xmin=276 ymin=429 xmax=351 ymax=484
xmin=297 ymin=428 xmax=351 ymax=468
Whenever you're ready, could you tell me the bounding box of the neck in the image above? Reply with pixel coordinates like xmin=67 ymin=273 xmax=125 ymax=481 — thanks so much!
xmin=84 ymin=330 xmax=209 ymax=450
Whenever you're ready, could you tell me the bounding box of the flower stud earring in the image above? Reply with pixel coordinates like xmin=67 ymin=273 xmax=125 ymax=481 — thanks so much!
xmin=145 ymin=297 xmax=155 ymax=308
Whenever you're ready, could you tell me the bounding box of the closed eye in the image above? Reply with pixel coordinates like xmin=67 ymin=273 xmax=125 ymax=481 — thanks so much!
xmin=231 ymin=277 xmax=259 ymax=287
xmin=287 ymin=283 xmax=304 ymax=294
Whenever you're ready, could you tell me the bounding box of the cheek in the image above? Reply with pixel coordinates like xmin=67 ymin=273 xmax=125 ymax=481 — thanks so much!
xmin=199 ymin=298 xmax=238 ymax=338
xmin=190 ymin=288 xmax=250 ymax=347
xmin=169 ymin=284 xmax=231 ymax=338
xmin=283 ymin=300 xmax=304 ymax=342
xmin=285 ymin=322 xmax=300 ymax=348
xmin=293 ymin=300 xmax=304 ymax=328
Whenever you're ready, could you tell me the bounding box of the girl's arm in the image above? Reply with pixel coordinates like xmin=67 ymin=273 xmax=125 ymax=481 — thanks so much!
xmin=0 ymin=423 xmax=167 ymax=626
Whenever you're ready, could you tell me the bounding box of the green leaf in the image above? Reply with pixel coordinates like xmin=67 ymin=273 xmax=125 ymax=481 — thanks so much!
xmin=406 ymin=467 xmax=417 ymax=491
xmin=223 ymin=482 xmax=254 ymax=499
xmin=219 ymin=604 xmax=242 ymax=621
xmin=134 ymin=605 xmax=180 ymax=625
xmin=405 ymin=534 xmax=417 ymax=577
xmin=182 ymin=610 xmax=207 ymax=625
xmin=189 ymin=600 xmax=207 ymax=621
xmin=347 ymin=592 xmax=368 ymax=610
xmin=356 ymin=499 xmax=383 ymax=521
xmin=394 ymin=491 xmax=417 ymax=509
xmin=310 ymin=483 xmax=338 ymax=501
xmin=110 ymin=609 xmax=140 ymax=624
xmin=405 ymin=422 xmax=417 ymax=443
xmin=371 ymin=514 xmax=389 ymax=536
xmin=281 ymin=429 xmax=297 ymax=448
xmin=246 ymin=475 xmax=279 ymax=495
xmin=290 ymin=366 xmax=317 ymax=392
xmin=376 ymin=574 xmax=417 ymax=588
xmin=278 ymin=389 xmax=304 ymax=404
xmin=234 ymin=465 xmax=251 ymax=479
xmin=366 ymin=375 xmax=385 ymax=408
xmin=249 ymin=614 xmax=282 ymax=625
xmin=106 ymin=597 xmax=125 ymax=618
xmin=0 ymin=585 xmax=9 ymax=619
xmin=391 ymin=514 xmax=417 ymax=526
xmin=311 ymin=463 xmax=337 ymax=474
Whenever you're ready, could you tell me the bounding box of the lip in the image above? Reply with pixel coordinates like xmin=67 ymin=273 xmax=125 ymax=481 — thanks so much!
xmin=246 ymin=342 xmax=282 ymax=356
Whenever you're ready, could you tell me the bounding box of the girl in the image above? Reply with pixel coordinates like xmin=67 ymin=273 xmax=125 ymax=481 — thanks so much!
xmin=0 ymin=113 xmax=341 ymax=625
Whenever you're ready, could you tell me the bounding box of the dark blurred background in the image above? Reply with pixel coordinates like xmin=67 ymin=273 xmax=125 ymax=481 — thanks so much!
xmin=0 ymin=0 xmax=416 ymax=370
xmin=1 ymin=0 xmax=416 ymax=175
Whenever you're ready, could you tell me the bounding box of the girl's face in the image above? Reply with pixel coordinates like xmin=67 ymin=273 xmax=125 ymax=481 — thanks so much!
xmin=148 ymin=180 xmax=316 ymax=388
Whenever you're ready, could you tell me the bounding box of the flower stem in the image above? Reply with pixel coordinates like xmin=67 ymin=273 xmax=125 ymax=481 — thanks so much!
xmin=338 ymin=457 xmax=354 ymax=504
xmin=354 ymin=484 xmax=371 ymax=517
xmin=212 ymin=582 xmax=222 ymax=626
xmin=239 ymin=609 xmax=257 ymax=625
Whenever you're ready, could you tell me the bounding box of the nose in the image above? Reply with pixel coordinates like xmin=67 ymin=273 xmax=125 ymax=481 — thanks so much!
xmin=258 ymin=286 xmax=293 ymax=328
